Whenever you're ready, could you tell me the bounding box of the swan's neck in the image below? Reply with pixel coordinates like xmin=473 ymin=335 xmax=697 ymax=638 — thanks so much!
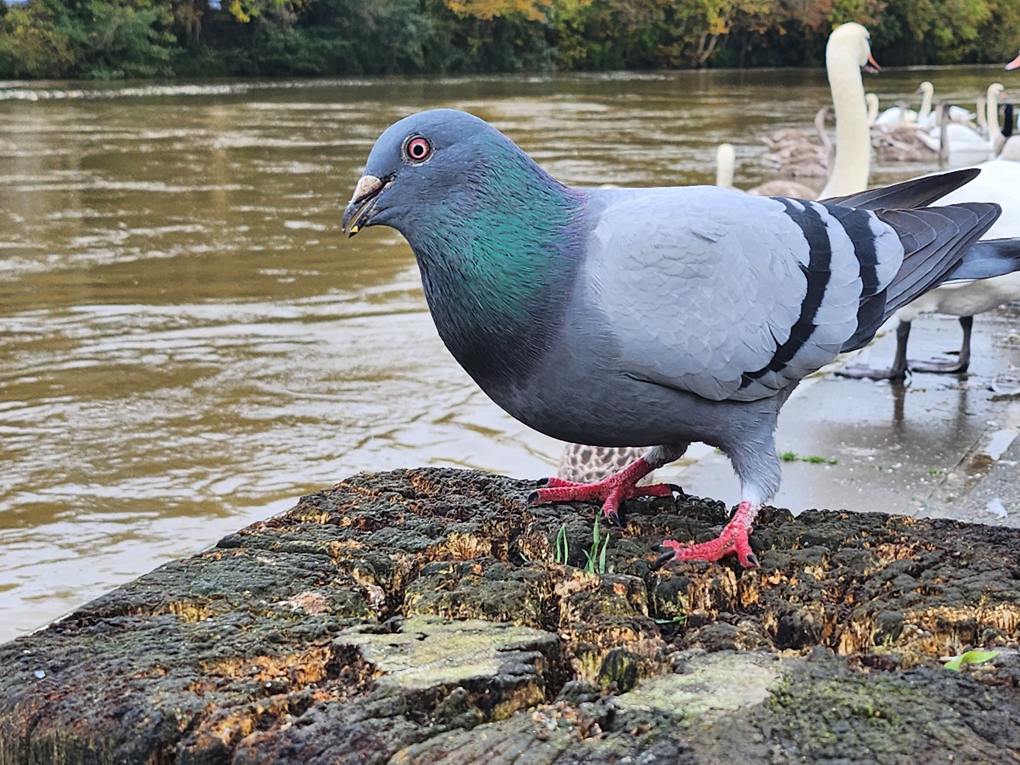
xmin=939 ymin=106 xmax=950 ymax=163
xmin=988 ymin=87 xmax=1003 ymax=144
xmin=814 ymin=107 xmax=832 ymax=150
xmin=917 ymin=84 xmax=933 ymax=123
xmin=895 ymin=100 xmax=911 ymax=127
xmin=715 ymin=145 xmax=735 ymax=189
xmin=820 ymin=49 xmax=870 ymax=197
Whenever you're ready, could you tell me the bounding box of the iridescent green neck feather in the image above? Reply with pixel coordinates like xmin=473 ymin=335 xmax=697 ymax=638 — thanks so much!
xmin=403 ymin=134 xmax=586 ymax=395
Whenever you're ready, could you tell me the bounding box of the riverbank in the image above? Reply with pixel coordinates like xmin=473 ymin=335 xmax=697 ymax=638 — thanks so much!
xmin=3 ymin=467 xmax=1020 ymax=763
xmin=3 ymin=0 xmax=1018 ymax=81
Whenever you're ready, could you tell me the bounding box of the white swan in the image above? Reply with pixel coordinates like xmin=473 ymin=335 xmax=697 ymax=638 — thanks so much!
xmin=717 ymin=143 xmax=819 ymax=198
xmin=873 ymin=84 xmax=924 ymax=126
xmin=928 ymin=83 xmax=1007 ymax=165
xmin=916 ymin=82 xmax=975 ymax=127
xmin=825 ymin=33 xmax=1020 ymax=378
xmin=875 ymin=82 xmax=974 ymax=129
xmin=819 ymin=23 xmax=877 ymax=197
xmin=742 ymin=23 xmax=874 ymax=197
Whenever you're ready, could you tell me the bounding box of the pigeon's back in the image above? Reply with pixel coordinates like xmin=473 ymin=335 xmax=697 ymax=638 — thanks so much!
xmin=579 ymin=184 xmax=904 ymax=404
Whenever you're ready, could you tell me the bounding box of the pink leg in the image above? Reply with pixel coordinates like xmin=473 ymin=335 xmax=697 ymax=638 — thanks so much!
xmin=654 ymin=500 xmax=760 ymax=569
xmin=529 ymin=457 xmax=681 ymax=523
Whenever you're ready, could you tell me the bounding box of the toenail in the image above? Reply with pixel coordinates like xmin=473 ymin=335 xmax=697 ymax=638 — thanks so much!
xmin=651 ymin=549 xmax=676 ymax=570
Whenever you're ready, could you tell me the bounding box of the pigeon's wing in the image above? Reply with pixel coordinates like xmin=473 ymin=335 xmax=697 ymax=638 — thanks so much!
xmin=822 ymin=168 xmax=980 ymax=210
xmin=585 ymin=186 xmax=904 ymax=402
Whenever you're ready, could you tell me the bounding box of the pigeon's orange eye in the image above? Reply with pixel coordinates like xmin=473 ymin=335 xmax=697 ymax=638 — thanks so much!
xmin=405 ymin=137 xmax=431 ymax=162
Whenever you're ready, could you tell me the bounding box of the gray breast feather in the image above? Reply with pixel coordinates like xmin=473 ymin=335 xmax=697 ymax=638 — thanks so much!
xmin=584 ymin=186 xmax=893 ymax=403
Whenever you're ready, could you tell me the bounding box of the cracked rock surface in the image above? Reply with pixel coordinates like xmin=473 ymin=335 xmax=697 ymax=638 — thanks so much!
xmin=3 ymin=467 xmax=1020 ymax=763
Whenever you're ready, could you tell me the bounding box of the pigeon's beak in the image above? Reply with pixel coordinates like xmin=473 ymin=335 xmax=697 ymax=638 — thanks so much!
xmin=864 ymin=53 xmax=881 ymax=74
xmin=1007 ymin=52 xmax=1020 ymax=71
xmin=343 ymin=175 xmax=389 ymax=237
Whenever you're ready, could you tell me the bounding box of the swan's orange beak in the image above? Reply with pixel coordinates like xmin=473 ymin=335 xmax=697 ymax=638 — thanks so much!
xmin=1007 ymin=51 xmax=1020 ymax=71
xmin=865 ymin=53 xmax=881 ymax=74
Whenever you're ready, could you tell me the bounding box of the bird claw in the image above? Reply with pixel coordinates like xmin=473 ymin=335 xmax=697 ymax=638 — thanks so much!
xmin=605 ymin=510 xmax=623 ymax=527
xmin=656 ymin=510 xmax=759 ymax=569
xmin=528 ymin=457 xmax=671 ymax=519
xmin=651 ymin=548 xmax=676 ymax=570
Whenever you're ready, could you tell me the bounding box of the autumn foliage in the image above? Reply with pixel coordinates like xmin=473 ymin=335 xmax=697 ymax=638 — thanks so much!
xmin=445 ymin=0 xmax=552 ymax=21
xmin=0 ymin=0 xmax=1017 ymax=78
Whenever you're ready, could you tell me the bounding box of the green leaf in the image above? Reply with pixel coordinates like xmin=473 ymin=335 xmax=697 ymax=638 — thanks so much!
xmin=944 ymin=650 xmax=999 ymax=671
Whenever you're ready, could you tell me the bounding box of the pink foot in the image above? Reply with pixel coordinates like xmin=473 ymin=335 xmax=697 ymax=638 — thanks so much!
xmin=654 ymin=501 xmax=760 ymax=569
xmin=528 ymin=458 xmax=681 ymax=523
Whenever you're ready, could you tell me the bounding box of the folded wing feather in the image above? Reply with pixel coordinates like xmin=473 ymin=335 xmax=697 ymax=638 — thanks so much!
xmin=586 ymin=186 xmax=902 ymax=402
xmin=584 ymin=176 xmax=1000 ymax=405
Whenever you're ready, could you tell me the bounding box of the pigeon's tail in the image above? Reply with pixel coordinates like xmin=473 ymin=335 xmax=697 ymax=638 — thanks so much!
xmin=945 ymin=238 xmax=1020 ymax=281
xmin=880 ymin=202 xmax=1001 ymax=310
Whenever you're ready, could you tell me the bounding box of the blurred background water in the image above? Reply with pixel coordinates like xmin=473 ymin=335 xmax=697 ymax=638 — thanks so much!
xmin=0 ymin=67 xmax=1008 ymax=641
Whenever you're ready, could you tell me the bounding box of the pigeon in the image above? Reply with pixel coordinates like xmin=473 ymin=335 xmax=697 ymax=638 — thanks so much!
xmin=342 ymin=110 xmax=1020 ymax=569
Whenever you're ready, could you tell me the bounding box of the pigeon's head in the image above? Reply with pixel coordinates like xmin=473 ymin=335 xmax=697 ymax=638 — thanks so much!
xmin=827 ymin=22 xmax=880 ymax=73
xmin=343 ymin=109 xmax=508 ymax=238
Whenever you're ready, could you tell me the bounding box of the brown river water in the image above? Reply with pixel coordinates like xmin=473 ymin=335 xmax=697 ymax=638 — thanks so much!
xmin=0 ymin=67 xmax=1012 ymax=641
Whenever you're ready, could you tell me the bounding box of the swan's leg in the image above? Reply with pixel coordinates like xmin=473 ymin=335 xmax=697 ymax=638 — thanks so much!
xmin=908 ymin=316 xmax=972 ymax=373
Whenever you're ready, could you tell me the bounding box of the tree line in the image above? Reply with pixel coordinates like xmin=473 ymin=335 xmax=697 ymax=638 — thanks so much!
xmin=0 ymin=0 xmax=1018 ymax=80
